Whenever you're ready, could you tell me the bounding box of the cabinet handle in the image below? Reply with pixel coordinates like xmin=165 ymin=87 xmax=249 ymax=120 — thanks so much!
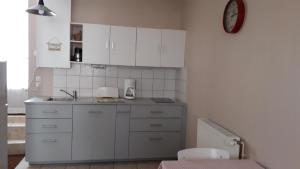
xmin=42 ymin=110 xmax=58 ymax=114
xmin=111 ymin=41 xmax=114 ymax=49
xmin=88 ymin=111 xmax=103 ymax=114
xmin=149 ymin=137 xmax=163 ymax=141
xmin=117 ymin=111 xmax=130 ymax=114
xmin=150 ymin=123 xmax=163 ymax=127
xmin=150 ymin=111 xmax=163 ymax=114
xmin=42 ymin=139 xmax=57 ymax=143
xmin=41 ymin=124 xmax=57 ymax=128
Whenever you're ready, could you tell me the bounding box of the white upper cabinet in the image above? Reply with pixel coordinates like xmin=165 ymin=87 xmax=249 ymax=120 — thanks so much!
xmin=83 ymin=24 xmax=110 ymax=65
xmin=136 ymin=28 xmax=161 ymax=67
xmin=110 ymin=26 xmax=136 ymax=66
xmin=161 ymin=30 xmax=186 ymax=68
xmin=36 ymin=0 xmax=71 ymax=68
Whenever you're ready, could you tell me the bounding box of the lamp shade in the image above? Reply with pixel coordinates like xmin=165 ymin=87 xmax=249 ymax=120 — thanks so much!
xmin=26 ymin=0 xmax=56 ymax=16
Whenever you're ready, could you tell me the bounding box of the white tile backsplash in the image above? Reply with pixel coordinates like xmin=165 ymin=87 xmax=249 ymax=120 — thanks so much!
xmin=93 ymin=77 xmax=105 ymax=89
xmin=80 ymin=88 xmax=93 ymax=97
xmin=53 ymin=87 xmax=66 ymax=97
xmin=106 ymin=77 xmax=118 ymax=87
xmin=67 ymin=76 xmax=80 ymax=88
xmin=53 ymin=69 xmax=67 ymax=76
xmin=53 ymin=75 xmax=66 ymax=88
xmin=142 ymin=90 xmax=153 ymax=98
xmin=93 ymin=67 xmax=106 ymax=77
xmin=106 ymin=66 xmax=118 ymax=77
xmin=142 ymin=69 xmax=154 ymax=79
xmin=53 ymin=63 xmax=181 ymax=100
xmin=153 ymin=91 xmax=163 ymax=98
xmin=80 ymin=76 xmax=93 ymax=89
xmin=153 ymin=69 xmax=165 ymax=79
xmin=67 ymin=64 xmax=81 ymax=76
xmin=165 ymin=79 xmax=176 ymax=91
xmin=118 ymin=68 xmax=131 ymax=78
xmin=153 ymin=79 xmax=165 ymax=91
xmin=80 ymin=64 xmax=93 ymax=76
xmin=142 ymin=79 xmax=153 ymax=90
xmin=130 ymin=69 xmax=142 ymax=78
xmin=165 ymin=69 xmax=176 ymax=80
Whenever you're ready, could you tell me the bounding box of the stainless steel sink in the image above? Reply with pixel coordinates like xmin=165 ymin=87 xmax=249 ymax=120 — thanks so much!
xmin=46 ymin=97 xmax=74 ymax=101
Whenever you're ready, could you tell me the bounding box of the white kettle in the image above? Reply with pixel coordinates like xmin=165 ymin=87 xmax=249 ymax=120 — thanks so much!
xmin=124 ymin=79 xmax=136 ymax=99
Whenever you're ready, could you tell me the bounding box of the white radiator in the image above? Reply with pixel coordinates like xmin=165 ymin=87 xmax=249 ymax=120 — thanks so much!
xmin=197 ymin=119 xmax=241 ymax=159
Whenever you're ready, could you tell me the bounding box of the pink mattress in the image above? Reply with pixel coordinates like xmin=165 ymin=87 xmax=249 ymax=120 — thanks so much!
xmin=159 ymin=160 xmax=264 ymax=169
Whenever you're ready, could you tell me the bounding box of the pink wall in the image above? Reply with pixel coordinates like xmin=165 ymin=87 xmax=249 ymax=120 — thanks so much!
xmin=183 ymin=0 xmax=300 ymax=169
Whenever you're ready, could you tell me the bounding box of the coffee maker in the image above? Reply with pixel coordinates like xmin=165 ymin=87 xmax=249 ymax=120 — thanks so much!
xmin=124 ymin=79 xmax=136 ymax=99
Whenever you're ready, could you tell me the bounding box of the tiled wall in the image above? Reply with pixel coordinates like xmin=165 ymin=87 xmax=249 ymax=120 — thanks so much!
xmin=176 ymin=68 xmax=187 ymax=103
xmin=53 ymin=63 xmax=186 ymax=100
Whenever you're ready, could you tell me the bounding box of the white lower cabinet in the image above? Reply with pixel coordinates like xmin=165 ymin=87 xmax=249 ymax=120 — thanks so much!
xmin=72 ymin=105 xmax=116 ymax=161
xmin=25 ymin=103 xmax=185 ymax=163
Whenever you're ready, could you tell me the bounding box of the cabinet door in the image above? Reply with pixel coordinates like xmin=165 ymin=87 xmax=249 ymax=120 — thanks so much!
xmin=72 ymin=105 xmax=116 ymax=161
xmin=161 ymin=30 xmax=186 ymax=68
xmin=36 ymin=0 xmax=71 ymax=68
xmin=110 ymin=26 xmax=136 ymax=66
xmin=136 ymin=28 xmax=161 ymax=67
xmin=83 ymin=24 xmax=110 ymax=64
xmin=115 ymin=106 xmax=130 ymax=160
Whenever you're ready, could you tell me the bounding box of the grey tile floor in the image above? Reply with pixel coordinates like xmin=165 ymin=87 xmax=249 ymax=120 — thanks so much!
xmin=16 ymin=159 xmax=161 ymax=169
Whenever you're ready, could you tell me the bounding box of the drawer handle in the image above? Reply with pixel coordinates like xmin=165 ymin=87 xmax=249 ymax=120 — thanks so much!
xmin=42 ymin=110 xmax=58 ymax=114
xmin=117 ymin=111 xmax=130 ymax=114
xmin=150 ymin=123 xmax=163 ymax=127
xmin=149 ymin=137 xmax=163 ymax=141
xmin=42 ymin=139 xmax=57 ymax=143
xmin=150 ymin=111 xmax=163 ymax=114
xmin=88 ymin=111 xmax=103 ymax=114
xmin=41 ymin=124 xmax=58 ymax=128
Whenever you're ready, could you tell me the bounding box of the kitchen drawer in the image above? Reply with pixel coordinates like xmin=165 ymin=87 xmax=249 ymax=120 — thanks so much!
xmin=129 ymin=132 xmax=181 ymax=159
xmin=73 ymin=105 xmax=116 ymax=114
xmin=130 ymin=119 xmax=181 ymax=132
xmin=26 ymin=133 xmax=71 ymax=162
xmin=131 ymin=106 xmax=182 ymax=118
xmin=27 ymin=119 xmax=72 ymax=134
xmin=26 ymin=105 xmax=72 ymax=119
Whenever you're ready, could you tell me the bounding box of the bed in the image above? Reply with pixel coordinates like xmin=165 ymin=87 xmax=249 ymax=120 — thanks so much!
xmin=159 ymin=160 xmax=264 ymax=169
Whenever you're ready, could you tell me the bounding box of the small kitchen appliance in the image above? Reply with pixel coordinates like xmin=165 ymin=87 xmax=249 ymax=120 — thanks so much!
xmin=124 ymin=79 xmax=136 ymax=99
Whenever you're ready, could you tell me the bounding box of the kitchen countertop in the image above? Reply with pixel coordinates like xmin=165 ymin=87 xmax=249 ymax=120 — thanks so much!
xmin=24 ymin=97 xmax=186 ymax=106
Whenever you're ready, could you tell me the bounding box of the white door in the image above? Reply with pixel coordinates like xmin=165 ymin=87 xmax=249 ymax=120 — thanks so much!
xmin=161 ymin=30 xmax=186 ymax=68
xmin=0 ymin=62 xmax=7 ymax=169
xmin=36 ymin=0 xmax=71 ymax=68
xmin=83 ymin=24 xmax=110 ymax=64
xmin=110 ymin=26 xmax=136 ymax=66
xmin=136 ymin=28 xmax=161 ymax=67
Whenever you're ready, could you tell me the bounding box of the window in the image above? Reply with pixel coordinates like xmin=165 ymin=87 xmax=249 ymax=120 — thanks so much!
xmin=0 ymin=0 xmax=28 ymax=89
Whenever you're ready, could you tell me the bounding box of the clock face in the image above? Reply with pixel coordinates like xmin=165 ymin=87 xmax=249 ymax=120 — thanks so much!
xmin=225 ymin=1 xmax=238 ymax=32
xmin=223 ymin=0 xmax=245 ymax=33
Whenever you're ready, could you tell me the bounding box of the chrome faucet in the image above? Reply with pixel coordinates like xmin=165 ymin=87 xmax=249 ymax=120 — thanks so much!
xmin=60 ymin=89 xmax=78 ymax=100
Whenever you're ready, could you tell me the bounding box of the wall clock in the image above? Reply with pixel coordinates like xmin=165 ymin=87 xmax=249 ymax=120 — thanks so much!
xmin=223 ymin=0 xmax=245 ymax=33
